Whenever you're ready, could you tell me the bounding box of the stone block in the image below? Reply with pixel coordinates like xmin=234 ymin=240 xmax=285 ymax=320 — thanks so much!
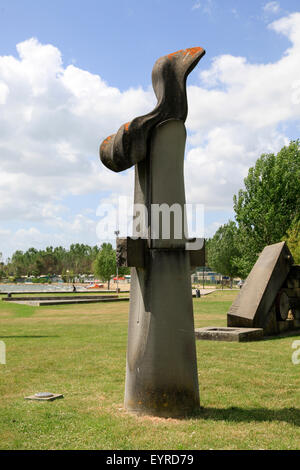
xmin=283 ymin=265 xmax=300 ymax=288
xmin=227 ymin=242 xmax=293 ymax=329
xmin=195 ymin=326 xmax=264 ymax=342
xmin=277 ymin=320 xmax=295 ymax=333
xmin=189 ymin=239 xmax=205 ymax=268
xmin=116 ymin=237 xmax=146 ymax=268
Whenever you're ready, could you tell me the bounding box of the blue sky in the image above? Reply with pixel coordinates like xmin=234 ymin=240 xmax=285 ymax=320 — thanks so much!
xmin=0 ymin=0 xmax=300 ymax=259
xmin=0 ymin=0 xmax=296 ymax=87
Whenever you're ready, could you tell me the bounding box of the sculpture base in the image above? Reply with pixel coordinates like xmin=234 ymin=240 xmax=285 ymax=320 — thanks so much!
xmin=124 ymin=251 xmax=200 ymax=418
xmin=125 ymin=388 xmax=199 ymax=418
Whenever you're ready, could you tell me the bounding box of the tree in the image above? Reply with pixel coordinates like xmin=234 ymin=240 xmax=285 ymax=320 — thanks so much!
xmin=233 ymin=140 xmax=300 ymax=273
xmin=285 ymin=218 xmax=300 ymax=264
xmin=207 ymin=221 xmax=241 ymax=281
xmin=94 ymin=243 xmax=116 ymax=290
xmin=6 ymin=244 xmax=100 ymax=279
xmin=0 ymin=252 xmax=5 ymax=280
xmin=11 ymin=250 xmax=26 ymax=276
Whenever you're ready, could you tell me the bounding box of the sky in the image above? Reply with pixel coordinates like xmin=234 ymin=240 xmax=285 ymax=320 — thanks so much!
xmin=0 ymin=0 xmax=300 ymax=259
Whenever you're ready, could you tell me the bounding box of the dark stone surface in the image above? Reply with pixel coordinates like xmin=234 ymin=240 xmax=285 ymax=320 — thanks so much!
xmin=284 ymin=265 xmax=300 ymax=289
xmin=124 ymin=121 xmax=200 ymax=417
xmin=275 ymin=291 xmax=290 ymax=321
xmin=227 ymin=242 xmax=294 ymax=329
xmin=189 ymin=239 xmax=206 ymax=268
xmin=100 ymin=48 xmax=205 ymax=173
xmin=117 ymin=236 xmax=205 ymax=269
xmin=116 ymin=237 xmax=146 ymax=268
xmin=99 ymin=48 xmax=206 ymax=417
xmin=227 ymin=244 xmax=300 ymax=335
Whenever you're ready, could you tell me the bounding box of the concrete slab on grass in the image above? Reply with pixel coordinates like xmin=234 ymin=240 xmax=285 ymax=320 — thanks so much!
xmin=195 ymin=326 xmax=264 ymax=342
xmin=25 ymin=393 xmax=64 ymax=401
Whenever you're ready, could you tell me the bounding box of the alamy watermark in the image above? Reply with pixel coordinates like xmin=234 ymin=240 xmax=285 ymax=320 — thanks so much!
xmin=96 ymin=196 xmax=204 ymax=250
xmin=291 ymin=340 xmax=300 ymax=365
xmin=0 ymin=341 xmax=6 ymax=365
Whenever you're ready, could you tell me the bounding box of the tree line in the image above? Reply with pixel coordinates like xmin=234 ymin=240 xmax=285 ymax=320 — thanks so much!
xmin=0 ymin=244 xmax=101 ymax=281
xmin=0 ymin=242 xmax=130 ymax=286
xmin=207 ymin=140 xmax=300 ymax=280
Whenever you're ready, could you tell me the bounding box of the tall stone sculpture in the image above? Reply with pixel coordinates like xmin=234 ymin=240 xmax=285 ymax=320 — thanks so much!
xmin=100 ymin=48 xmax=206 ymax=417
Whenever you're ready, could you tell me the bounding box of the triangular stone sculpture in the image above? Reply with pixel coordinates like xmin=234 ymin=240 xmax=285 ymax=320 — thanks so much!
xmin=227 ymin=241 xmax=300 ymax=335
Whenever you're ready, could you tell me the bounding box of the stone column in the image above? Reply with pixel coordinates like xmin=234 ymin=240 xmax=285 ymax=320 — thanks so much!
xmin=124 ymin=120 xmax=200 ymax=417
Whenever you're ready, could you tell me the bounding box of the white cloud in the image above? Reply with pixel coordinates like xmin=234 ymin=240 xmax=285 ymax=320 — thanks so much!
xmin=191 ymin=0 xmax=213 ymax=15
xmin=1 ymin=214 xmax=101 ymax=260
xmin=0 ymin=38 xmax=153 ymax=195
xmin=0 ymin=81 xmax=9 ymax=104
xmin=263 ymin=2 xmax=280 ymax=14
xmin=0 ymin=37 xmax=151 ymax=240
xmin=184 ymin=12 xmax=300 ymax=211
xmin=0 ymin=229 xmax=11 ymax=236
xmin=192 ymin=2 xmax=201 ymax=10
xmin=1 ymin=13 xmax=300 ymax=254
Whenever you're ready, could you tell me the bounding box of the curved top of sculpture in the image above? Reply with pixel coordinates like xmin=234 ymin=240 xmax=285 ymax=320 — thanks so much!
xmin=100 ymin=47 xmax=205 ymax=173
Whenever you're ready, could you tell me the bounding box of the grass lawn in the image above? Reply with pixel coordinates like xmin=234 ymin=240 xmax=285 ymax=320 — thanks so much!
xmin=0 ymin=291 xmax=299 ymax=450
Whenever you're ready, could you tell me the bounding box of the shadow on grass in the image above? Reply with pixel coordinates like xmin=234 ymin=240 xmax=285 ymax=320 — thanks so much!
xmin=0 ymin=335 xmax=59 ymax=338
xmin=262 ymin=331 xmax=300 ymax=341
xmin=193 ymin=406 xmax=300 ymax=425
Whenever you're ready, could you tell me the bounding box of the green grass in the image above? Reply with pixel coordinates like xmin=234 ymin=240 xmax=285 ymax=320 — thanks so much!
xmin=0 ymin=290 xmax=299 ymax=450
